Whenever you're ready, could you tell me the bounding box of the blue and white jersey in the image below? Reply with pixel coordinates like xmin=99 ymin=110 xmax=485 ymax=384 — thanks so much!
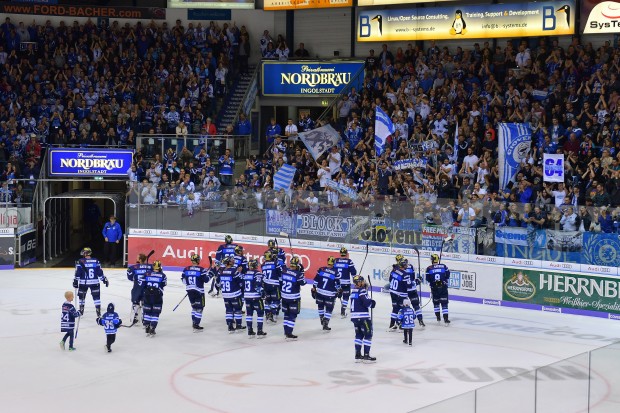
xmin=350 ymin=287 xmax=373 ymax=320
xmin=243 ymin=269 xmax=263 ymax=299
xmin=280 ymin=267 xmax=306 ymax=300
xmin=144 ymin=271 xmax=167 ymax=294
xmin=181 ymin=265 xmax=213 ymax=293
xmin=127 ymin=263 xmax=152 ymax=288
xmin=215 ymin=243 xmax=237 ymax=265
xmin=75 ymin=258 xmax=105 ymax=286
xmin=402 ymin=264 xmax=418 ymax=293
xmin=389 ymin=268 xmax=411 ymax=297
xmin=425 ymin=264 xmax=450 ymax=289
xmin=61 ymin=301 xmax=80 ymax=332
xmin=313 ymin=267 xmax=340 ymax=297
xmin=219 ymin=267 xmax=243 ymax=299
xmin=233 ymin=254 xmax=248 ymax=274
xmin=98 ymin=312 xmax=122 ymax=334
xmin=334 ymin=257 xmax=357 ymax=286
xmin=398 ymin=307 xmax=416 ymax=329
xmin=261 ymin=260 xmax=282 ymax=286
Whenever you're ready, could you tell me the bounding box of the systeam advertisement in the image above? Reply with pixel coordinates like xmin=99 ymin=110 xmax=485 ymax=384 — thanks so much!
xmin=168 ymin=0 xmax=254 ymax=10
xmin=582 ymin=0 xmax=620 ymax=33
xmin=357 ymin=1 xmax=575 ymax=42
xmin=264 ymin=0 xmax=352 ymax=11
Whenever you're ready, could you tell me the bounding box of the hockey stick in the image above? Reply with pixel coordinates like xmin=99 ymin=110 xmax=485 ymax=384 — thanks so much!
xmin=439 ymin=235 xmax=454 ymax=263
xmin=279 ymin=231 xmax=295 ymax=257
xmin=358 ymin=244 xmax=371 ymax=320
xmin=146 ymin=249 xmax=155 ymax=263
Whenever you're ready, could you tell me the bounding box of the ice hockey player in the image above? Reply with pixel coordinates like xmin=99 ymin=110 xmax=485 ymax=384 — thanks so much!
xmin=143 ymin=260 xmax=167 ymax=336
xmin=181 ymin=253 xmax=214 ymax=332
xmin=211 ymin=235 xmax=237 ymax=296
xmin=218 ymin=256 xmax=246 ymax=333
xmin=398 ymin=256 xmax=425 ymax=327
xmin=126 ymin=253 xmax=153 ymax=325
xmin=350 ymin=275 xmax=376 ymax=363
xmin=311 ymin=256 xmax=341 ymax=331
xmin=266 ymin=239 xmax=286 ymax=266
xmin=262 ymin=250 xmax=282 ymax=323
xmin=425 ymin=253 xmax=451 ymax=325
xmin=96 ymin=303 xmax=122 ymax=352
xmin=232 ymin=245 xmax=248 ymax=274
xmin=334 ymin=247 xmax=357 ymax=318
xmin=397 ymin=299 xmax=415 ymax=346
xmin=73 ymin=247 xmax=108 ymax=317
xmin=388 ymin=257 xmax=411 ymax=331
xmin=281 ymin=256 xmax=306 ymax=340
xmin=243 ymin=259 xmax=267 ymax=338
xmin=60 ymin=290 xmax=81 ymax=351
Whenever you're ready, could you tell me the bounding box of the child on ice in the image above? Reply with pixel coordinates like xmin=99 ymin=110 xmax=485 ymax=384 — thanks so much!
xmin=398 ymin=299 xmax=416 ymax=346
xmin=97 ymin=303 xmax=122 ymax=352
xmin=60 ymin=291 xmax=81 ymax=351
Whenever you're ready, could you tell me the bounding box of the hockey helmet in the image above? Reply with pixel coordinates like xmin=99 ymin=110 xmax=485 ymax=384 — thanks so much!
xmin=81 ymin=247 xmax=92 ymax=257
xmin=190 ymin=253 xmax=200 ymax=264
xmin=395 ymin=254 xmax=404 ymax=263
xmin=327 ymin=256 xmax=336 ymax=266
xmin=267 ymin=239 xmax=276 ymax=249
xmin=248 ymin=259 xmax=259 ymax=269
xmin=225 ymin=235 xmax=233 ymax=244
xmin=352 ymin=275 xmax=365 ymax=285
xmin=290 ymin=256 xmax=301 ymax=269
xmin=399 ymin=259 xmax=408 ymax=267
xmin=153 ymin=260 xmax=163 ymax=272
xmin=235 ymin=245 xmax=244 ymax=255
xmin=431 ymin=253 xmax=440 ymax=264
xmin=403 ymin=299 xmax=411 ymax=307
xmin=107 ymin=302 xmax=115 ymax=313
xmin=222 ymin=256 xmax=234 ymax=266
xmin=340 ymin=247 xmax=348 ymax=256
xmin=264 ymin=250 xmax=274 ymax=261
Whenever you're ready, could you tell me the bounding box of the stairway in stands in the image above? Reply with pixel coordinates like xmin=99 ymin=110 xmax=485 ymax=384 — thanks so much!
xmin=217 ymin=65 xmax=256 ymax=133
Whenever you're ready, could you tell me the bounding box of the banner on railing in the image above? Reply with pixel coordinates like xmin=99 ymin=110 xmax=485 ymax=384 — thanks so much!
xmin=324 ymin=178 xmax=359 ymax=200
xmin=296 ymin=213 xmax=368 ymax=239
xmin=503 ymin=268 xmax=620 ymax=314
xmin=265 ymin=209 xmax=296 ymax=237
xmin=495 ymin=228 xmax=586 ymax=262
xmin=393 ymin=158 xmax=428 ymax=171
xmin=49 ymin=149 xmax=135 ymax=177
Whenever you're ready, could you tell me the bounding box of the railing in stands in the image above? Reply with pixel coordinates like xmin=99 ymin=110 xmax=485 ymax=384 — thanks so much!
xmin=135 ymin=134 xmax=251 ymax=161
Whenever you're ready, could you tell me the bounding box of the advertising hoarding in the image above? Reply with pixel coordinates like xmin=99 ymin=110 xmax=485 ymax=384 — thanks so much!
xmin=48 ymin=149 xmax=134 ymax=177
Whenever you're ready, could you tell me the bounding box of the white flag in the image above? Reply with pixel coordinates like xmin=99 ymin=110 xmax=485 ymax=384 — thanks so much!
xmin=298 ymin=125 xmax=341 ymax=160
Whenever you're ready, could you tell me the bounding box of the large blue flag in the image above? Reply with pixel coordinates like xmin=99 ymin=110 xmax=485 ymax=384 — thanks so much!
xmin=374 ymin=107 xmax=394 ymax=156
xmin=498 ymin=123 xmax=532 ymax=191
xmin=273 ymin=163 xmax=296 ymax=191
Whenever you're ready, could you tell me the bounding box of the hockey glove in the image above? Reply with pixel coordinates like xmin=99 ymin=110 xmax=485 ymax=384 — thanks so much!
xmin=369 ymin=300 xmax=376 ymax=308
xmin=103 ymin=278 xmax=109 ymax=287
xmin=311 ymin=287 xmax=317 ymax=299
xmin=72 ymin=279 xmax=78 ymax=289
xmin=336 ymin=289 xmax=343 ymax=299
xmin=116 ymin=319 xmax=122 ymax=328
xmin=96 ymin=317 xmax=101 ymax=325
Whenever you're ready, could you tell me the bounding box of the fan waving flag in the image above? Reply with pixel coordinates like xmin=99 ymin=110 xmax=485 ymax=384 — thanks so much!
xmin=273 ymin=163 xmax=297 ymax=191
xmin=374 ymin=107 xmax=394 ymax=156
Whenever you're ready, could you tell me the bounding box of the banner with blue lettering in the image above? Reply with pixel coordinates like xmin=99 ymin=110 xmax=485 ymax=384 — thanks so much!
xmin=261 ymin=61 xmax=364 ymax=96
xmin=48 ymin=149 xmax=134 ymax=177
xmin=393 ymin=158 xmax=428 ymax=171
xmin=265 ymin=210 xmax=297 ymax=237
xmin=324 ymin=178 xmax=359 ymax=200
xmin=498 ymin=123 xmax=531 ymax=190
xmin=422 ymin=225 xmax=476 ymax=253
xmin=543 ymin=153 xmax=565 ymax=183
xmin=495 ymin=228 xmax=582 ymax=262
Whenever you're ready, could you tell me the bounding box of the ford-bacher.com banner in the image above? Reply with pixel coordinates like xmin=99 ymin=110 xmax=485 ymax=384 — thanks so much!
xmin=357 ymin=0 xmax=575 ymax=41
xmin=261 ymin=61 xmax=365 ymax=96
xmin=48 ymin=149 xmax=134 ymax=177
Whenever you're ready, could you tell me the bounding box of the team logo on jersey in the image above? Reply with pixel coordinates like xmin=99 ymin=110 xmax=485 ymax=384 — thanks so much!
xmin=503 ymin=271 xmax=536 ymax=301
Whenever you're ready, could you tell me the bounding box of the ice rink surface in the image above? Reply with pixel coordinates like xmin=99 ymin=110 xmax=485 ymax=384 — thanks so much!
xmin=2 ymin=268 xmax=620 ymax=413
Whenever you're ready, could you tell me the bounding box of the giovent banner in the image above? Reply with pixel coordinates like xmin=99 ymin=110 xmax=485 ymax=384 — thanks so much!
xmin=261 ymin=61 xmax=364 ymax=96
xmin=357 ymin=0 xmax=575 ymax=42
xmin=48 ymin=149 xmax=135 ymax=177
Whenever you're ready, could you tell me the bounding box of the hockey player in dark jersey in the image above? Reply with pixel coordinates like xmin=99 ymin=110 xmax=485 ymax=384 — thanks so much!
xmin=311 ymin=256 xmax=341 ymax=332
xmin=218 ymin=257 xmax=246 ymax=333
xmin=425 ymin=253 xmax=451 ymax=325
xmin=397 ymin=299 xmax=415 ymax=346
xmin=181 ymin=253 xmax=214 ymax=332
xmin=143 ymin=260 xmax=167 ymax=336
xmin=334 ymin=247 xmax=357 ymax=318
xmin=126 ymin=253 xmax=152 ymax=325
xmin=397 ymin=256 xmax=425 ymax=327
xmin=211 ymin=235 xmax=237 ymax=296
xmin=232 ymin=245 xmax=248 ymax=274
xmin=281 ymin=256 xmax=306 ymax=340
xmin=243 ymin=259 xmax=267 ymax=338
xmin=96 ymin=303 xmax=122 ymax=352
xmin=261 ymin=250 xmax=282 ymax=323
xmin=350 ymin=275 xmax=376 ymax=363
xmin=266 ymin=239 xmax=286 ymax=266
xmin=388 ymin=258 xmax=411 ymax=331
xmin=60 ymin=290 xmax=81 ymax=351
xmin=73 ymin=247 xmax=108 ymax=317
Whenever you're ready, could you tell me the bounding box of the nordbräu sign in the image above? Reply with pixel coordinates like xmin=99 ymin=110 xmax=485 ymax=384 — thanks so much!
xmin=48 ymin=149 xmax=134 ymax=177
